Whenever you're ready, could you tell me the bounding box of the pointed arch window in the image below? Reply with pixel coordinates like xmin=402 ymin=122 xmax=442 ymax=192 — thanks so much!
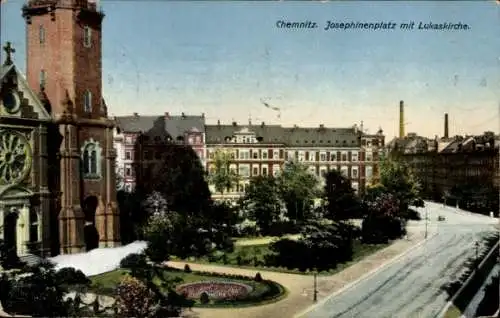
xmin=83 ymin=90 xmax=92 ymax=113
xmin=81 ymin=139 xmax=102 ymax=179
xmin=39 ymin=25 xmax=45 ymax=44
xmin=83 ymin=26 xmax=92 ymax=48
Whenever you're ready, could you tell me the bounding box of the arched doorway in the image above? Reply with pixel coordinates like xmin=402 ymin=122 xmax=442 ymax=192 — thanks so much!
xmin=3 ymin=210 xmax=18 ymax=256
xmin=82 ymin=196 xmax=99 ymax=251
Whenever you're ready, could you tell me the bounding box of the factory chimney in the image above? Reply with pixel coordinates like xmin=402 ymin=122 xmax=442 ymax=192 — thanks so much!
xmin=399 ymin=100 xmax=405 ymax=138
xmin=444 ymin=113 xmax=449 ymax=139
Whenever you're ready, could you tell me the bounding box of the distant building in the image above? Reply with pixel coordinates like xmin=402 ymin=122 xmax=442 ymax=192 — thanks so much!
xmin=387 ymin=124 xmax=499 ymax=214
xmin=205 ymin=121 xmax=385 ymax=202
xmin=113 ymin=112 xmax=206 ymax=192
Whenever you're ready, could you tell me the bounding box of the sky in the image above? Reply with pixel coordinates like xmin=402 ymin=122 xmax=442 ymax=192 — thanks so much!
xmin=1 ymin=1 xmax=500 ymax=139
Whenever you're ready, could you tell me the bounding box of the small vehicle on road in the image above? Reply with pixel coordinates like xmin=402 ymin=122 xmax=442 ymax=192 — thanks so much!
xmin=437 ymin=215 xmax=446 ymax=221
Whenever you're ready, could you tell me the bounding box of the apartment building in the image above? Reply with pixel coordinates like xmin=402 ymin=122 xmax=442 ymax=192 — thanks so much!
xmin=205 ymin=121 xmax=385 ymax=201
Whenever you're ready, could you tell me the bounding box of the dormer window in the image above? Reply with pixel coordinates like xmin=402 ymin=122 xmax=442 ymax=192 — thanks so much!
xmin=83 ymin=90 xmax=92 ymax=112
xmin=83 ymin=26 xmax=92 ymax=48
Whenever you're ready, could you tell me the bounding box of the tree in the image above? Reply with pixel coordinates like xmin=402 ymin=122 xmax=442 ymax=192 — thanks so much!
xmin=362 ymin=192 xmax=406 ymax=243
xmin=115 ymin=276 xmax=159 ymax=318
xmin=1 ymin=261 xmax=77 ymax=317
xmin=267 ymin=220 xmax=354 ymax=271
xmin=323 ymin=169 xmax=362 ymax=220
xmin=379 ymin=156 xmax=421 ymax=216
xmin=208 ymin=149 xmax=239 ymax=196
xmin=240 ymin=175 xmax=282 ymax=235
xmin=277 ymin=161 xmax=319 ymax=222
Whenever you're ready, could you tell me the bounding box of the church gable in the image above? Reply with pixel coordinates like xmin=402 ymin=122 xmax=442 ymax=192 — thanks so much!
xmin=1 ymin=63 xmax=51 ymax=122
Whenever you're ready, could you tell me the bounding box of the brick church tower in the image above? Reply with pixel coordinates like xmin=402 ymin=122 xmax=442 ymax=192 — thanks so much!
xmin=22 ymin=0 xmax=120 ymax=254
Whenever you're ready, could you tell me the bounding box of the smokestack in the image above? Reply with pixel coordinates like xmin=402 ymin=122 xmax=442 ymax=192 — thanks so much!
xmin=444 ymin=113 xmax=449 ymax=139
xmin=399 ymin=100 xmax=405 ymax=138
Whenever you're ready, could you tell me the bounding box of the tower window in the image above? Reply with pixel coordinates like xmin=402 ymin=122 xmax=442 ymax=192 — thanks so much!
xmin=83 ymin=90 xmax=92 ymax=112
xmin=39 ymin=25 xmax=45 ymax=44
xmin=83 ymin=26 xmax=92 ymax=48
xmin=81 ymin=139 xmax=102 ymax=179
xmin=39 ymin=70 xmax=46 ymax=89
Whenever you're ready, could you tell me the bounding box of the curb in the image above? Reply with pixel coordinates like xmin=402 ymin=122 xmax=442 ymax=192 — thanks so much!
xmin=437 ymin=241 xmax=500 ymax=318
xmin=294 ymin=231 xmax=438 ymax=318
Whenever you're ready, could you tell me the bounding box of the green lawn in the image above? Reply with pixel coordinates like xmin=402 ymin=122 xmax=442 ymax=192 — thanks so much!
xmin=178 ymin=239 xmax=389 ymax=276
xmin=88 ymin=267 xmax=287 ymax=308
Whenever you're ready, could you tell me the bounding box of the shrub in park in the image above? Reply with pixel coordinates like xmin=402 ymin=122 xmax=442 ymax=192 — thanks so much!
xmin=184 ymin=264 xmax=192 ymax=273
xmin=254 ymin=272 xmax=263 ymax=282
xmin=200 ymin=291 xmax=210 ymax=304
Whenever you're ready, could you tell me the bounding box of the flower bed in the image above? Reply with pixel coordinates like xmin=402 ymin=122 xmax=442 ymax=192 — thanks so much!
xmin=176 ymin=281 xmax=253 ymax=301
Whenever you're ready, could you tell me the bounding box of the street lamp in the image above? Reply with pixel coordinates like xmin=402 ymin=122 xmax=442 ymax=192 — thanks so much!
xmin=313 ymin=271 xmax=318 ymax=302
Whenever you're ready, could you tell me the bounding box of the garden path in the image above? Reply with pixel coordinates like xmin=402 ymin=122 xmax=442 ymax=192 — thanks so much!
xmin=168 ymin=228 xmax=427 ymax=318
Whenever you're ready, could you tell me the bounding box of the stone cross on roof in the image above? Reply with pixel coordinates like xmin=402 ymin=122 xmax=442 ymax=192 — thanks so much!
xmin=3 ymin=42 xmax=15 ymax=66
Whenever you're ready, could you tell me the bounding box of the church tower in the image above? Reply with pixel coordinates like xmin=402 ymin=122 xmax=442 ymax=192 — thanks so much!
xmin=22 ymin=0 xmax=120 ymax=254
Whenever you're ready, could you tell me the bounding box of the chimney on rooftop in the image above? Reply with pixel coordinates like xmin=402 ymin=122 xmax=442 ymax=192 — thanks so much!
xmin=217 ymin=119 xmax=221 ymax=126
xmin=261 ymin=122 xmax=265 ymax=127
xmin=181 ymin=112 xmax=186 ymax=118
xmin=201 ymin=113 xmax=205 ymax=118
xmin=165 ymin=112 xmax=170 ymax=119
xmin=133 ymin=112 xmax=139 ymax=117
xmin=319 ymin=124 xmax=324 ymax=129
xmin=399 ymin=100 xmax=405 ymax=138
xmin=444 ymin=113 xmax=449 ymax=139
xmin=232 ymin=121 xmax=237 ymax=127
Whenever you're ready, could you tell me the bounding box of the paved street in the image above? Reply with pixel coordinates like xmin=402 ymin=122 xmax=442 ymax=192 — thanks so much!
xmin=300 ymin=202 xmax=499 ymax=318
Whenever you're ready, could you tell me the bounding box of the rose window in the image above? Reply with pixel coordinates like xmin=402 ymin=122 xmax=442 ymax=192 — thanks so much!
xmin=0 ymin=130 xmax=32 ymax=186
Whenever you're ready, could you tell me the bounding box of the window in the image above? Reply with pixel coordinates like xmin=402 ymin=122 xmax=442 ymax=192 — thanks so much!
xmin=81 ymin=139 xmax=102 ymax=179
xmin=188 ymin=137 xmax=194 ymax=144
xmin=340 ymin=167 xmax=348 ymax=177
xmin=320 ymin=153 xmax=327 ymax=161
xmin=253 ymin=151 xmax=259 ymax=159
xmin=366 ymin=152 xmax=373 ymax=161
xmin=125 ymin=151 xmax=131 ymax=160
xmin=238 ymin=165 xmax=250 ymax=177
xmin=155 ymin=151 xmax=162 ymax=160
xmin=83 ymin=90 xmax=92 ymax=112
xmin=352 ymin=152 xmax=359 ymax=162
xmin=125 ymin=136 xmax=133 ymax=144
xmin=83 ymin=26 xmax=92 ymax=48
xmin=29 ymin=209 xmax=39 ymax=242
xmin=262 ymin=151 xmax=268 ymax=159
xmin=39 ymin=70 xmax=46 ymax=89
xmin=144 ymin=151 xmax=151 ymax=160
xmin=262 ymin=167 xmax=268 ymax=175
xmin=298 ymin=151 xmax=305 ymax=161
xmin=352 ymin=167 xmax=359 ymax=178
xmin=365 ymin=166 xmax=373 ymax=178
xmin=253 ymin=167 xmax=259 ymax=176
xmin=273 ymin=150 xmax=279 ymax=159
xmin=310 ymin=152 xmax=316 ymax=161
xmin=239 ymin=151 xmax=249 ymax=160
xmin=330 ymin=153 xmax=336 ymax=161
xmin=341 ymin=153 xmax=347 ymax=162
xmin=125 ymin=167 xmax=132 ymax=176
xmin=39 ymin=25 xmax=45 ymax=44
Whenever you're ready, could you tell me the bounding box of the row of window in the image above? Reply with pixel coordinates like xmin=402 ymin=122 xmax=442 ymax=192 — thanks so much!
xmin=207 ymin=150 xmax=374 ymax=162
xmin=209 ymin=164 xmax=373 ymax=179
xmin=39 ymin=25 xmax=92 ymax=47
xmin=124 ymin=149 xmax=204 ymax=161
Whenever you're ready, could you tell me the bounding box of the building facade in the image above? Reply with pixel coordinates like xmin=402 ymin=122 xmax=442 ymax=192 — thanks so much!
xmin=114 ymin=112 xmax=206 ymax=192
xmin=205 ymin=121 xmax=385 ymax=201
xmin=388 ymin=132 xmax=499 ymax=214
xmin=0 ymin=0 xmax=121 ymax=258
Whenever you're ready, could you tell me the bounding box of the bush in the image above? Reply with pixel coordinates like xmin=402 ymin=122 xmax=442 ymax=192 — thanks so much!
xmin=200 ymin=291 xmax=210 ymax=304
xmin=184 ymin=264 xmax=192 ymax=273
xmin=56 ymin=267 xmax=90 ymax=286
xmin=120 ymin=253 xmax=148 ymax=270
xmin=254 ymin=272 xmax=263 ymax=282
xmin=115 ymin=276 xmax=156 ymax=317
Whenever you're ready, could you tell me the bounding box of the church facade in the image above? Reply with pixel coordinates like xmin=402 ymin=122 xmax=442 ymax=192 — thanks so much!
xmin=0 ymin=0 xmax=120 ymax=257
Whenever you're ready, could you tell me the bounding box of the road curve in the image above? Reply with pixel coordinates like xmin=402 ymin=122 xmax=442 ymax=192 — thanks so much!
xmin=301 ymin=202 xmax=498 ymax=318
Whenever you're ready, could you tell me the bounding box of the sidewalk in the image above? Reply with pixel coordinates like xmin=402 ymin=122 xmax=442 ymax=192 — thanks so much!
xmin=169 ymin=229 xmax=427 ymax=318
